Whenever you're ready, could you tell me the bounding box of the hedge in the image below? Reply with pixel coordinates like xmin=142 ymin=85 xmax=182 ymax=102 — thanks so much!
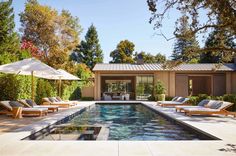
xmin=0 ymin=73 xmax=83 ymax=104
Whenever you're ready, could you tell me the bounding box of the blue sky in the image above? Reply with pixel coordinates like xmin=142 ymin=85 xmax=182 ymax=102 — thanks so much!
xmin=12 ymin=0 xmax=185 ymax=63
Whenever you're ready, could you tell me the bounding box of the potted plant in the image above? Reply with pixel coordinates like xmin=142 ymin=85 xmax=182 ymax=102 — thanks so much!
xmin=155 ymin=80 xmax=166 ymax=101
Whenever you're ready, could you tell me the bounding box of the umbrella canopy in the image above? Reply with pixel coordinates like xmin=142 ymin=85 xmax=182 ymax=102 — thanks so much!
xmin=43 ymin=69 xmax=80 ymax=80
xmin=0 ymin=58 xmax=62 ymax=100
xmin=42 ymin=69 xmax=80 ymax=97
xmin=0 ymin=58 xmax=61 ymax=78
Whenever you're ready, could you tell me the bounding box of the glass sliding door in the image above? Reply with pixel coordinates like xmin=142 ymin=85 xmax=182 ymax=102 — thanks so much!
xmin=136 ymin=75 xmax=154 ymax=100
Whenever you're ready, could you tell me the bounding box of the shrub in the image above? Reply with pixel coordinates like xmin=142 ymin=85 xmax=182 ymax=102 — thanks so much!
xmin=35 ymin=79 xmax=57 ymax=104
xmin=211 ymin=96 xmax=223 ymax=101
xmin=147 ymin=96 xmax=156 ymax=101
xmin=155 ymin=80 xmax=166 ymax=94
xmin=188 ymin=96 xmax=198 ymax=105
xmin=223 ymin=94 xmax=236 ymax=111
xmin=197 ymin=94 xmax=211 ymax=103
xmin=0 ymin=74 xmax=21 ymax=100
xmin=61 ymin=81 xmax=81 ymax=100
xmin=165 ymin=96 xmax=174 ymax=101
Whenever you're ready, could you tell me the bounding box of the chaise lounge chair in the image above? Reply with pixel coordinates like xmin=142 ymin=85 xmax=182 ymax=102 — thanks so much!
xmin=157 ymin=96 xmax=179 ymax=104
xmin=19 ymin=99 xmax=59 ymax=113
xmin=0 ymin=101 xmax=48 ymax=117
xmin=183 ymin=100 xmax=233 ymax=116
xmin=175 ymin=99 xmax=210 ymax=112
xmin=42 ymin=97 xmax=74 ymax=108
xmin=158 ymin=97 xmax=190 ymax=107
xmin=54 ymin=97 xmax=78 ymax=105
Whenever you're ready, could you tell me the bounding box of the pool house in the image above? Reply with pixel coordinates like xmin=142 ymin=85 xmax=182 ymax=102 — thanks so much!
xmin=92 ymin=61 xmax=236 ymax=100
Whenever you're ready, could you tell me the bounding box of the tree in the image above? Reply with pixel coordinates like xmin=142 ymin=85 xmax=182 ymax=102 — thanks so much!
xmin=171 ymin=16 xmax=200 ymax=62
xmin=110 ymin=40 xmax=135 ymax=63
xmin=72 ymin=24 xmax=103 ymax=69
xmin=0 ymin=0 xmax=20 ymax=65
xmin=200 ymin=23 xmax=236 ymax=63
xmin=147 ymin=0 xmax=236 ymax=58
xmin=20 ymin=0 xmax=82 ymax=68
xmin=134 ymin=51 xmax=166 ymax=63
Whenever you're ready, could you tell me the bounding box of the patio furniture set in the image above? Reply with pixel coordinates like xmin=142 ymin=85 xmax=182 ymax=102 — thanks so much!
xmin=157 ymin=96 xmax=236 ymax=117
xmin=0 ymin=97 xmax=78 ymax=119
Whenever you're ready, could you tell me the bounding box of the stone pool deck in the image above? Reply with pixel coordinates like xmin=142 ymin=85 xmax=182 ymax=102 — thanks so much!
xmin=0 ymin=101 xmax=236 ymax=156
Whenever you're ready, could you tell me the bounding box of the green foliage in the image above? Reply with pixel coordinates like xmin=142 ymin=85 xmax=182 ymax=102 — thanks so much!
xmin=0 ymin=74 xmax=35 ymax=100
xmin=223 ymin=94 xmax=236 ymax=111
xmin=200 ymin=20 xmax=236 ymax=63
xmin=72 ymin=24 xmax=103 ymax=69
xmin=188 ymin=96 xmax=199 ymax=105
xmin=147 ymin=96 xmax=156 ymax=101
xmin=35 ymin=79 xmax=57 ymax=104
xmin=75 ymin=63 xmax=94 ymax=86
xmin=110 ymin=40 xmax=135 ymax=63
xmin=61 ymin=81 xmax=80 ymax=100
xmin=148 ymin=0 xmax=236 ymax=59
xmin=165 ymin=96 xmax=174 ymax=101
xmin=20 ymin=0 xmax=82 ymax=69
xmin=171 ymin=16 xmax=200 ymax=62
xmin=136 ymin=83 xmax=145 ymax=95
xmin=0 ymin=0 xmax=20 ymax=65
xmin=80 ymin=97 xmax=94 ymax=101
xmin=155 ymin=80 xmax=166 ymax=94
xmin=134 ymin=51 xmax=166 ymax=63
xmin=198 ymin=94 xmax=211 ymax=102
xmin=0 ymin=74 xmax=20 ymax=100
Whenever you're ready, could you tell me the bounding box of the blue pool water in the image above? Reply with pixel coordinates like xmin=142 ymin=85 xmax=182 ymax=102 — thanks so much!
xmin=70 ymin=104 xmax=201 ymax=140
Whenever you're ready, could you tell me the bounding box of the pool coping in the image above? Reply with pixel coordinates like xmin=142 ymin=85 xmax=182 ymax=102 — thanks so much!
xmin=0 ymin=101 xmax=236 ymax=156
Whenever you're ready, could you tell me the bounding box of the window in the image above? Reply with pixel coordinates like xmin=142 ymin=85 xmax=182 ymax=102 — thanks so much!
xmin=136 ymin=76 xmax=154 ymax=100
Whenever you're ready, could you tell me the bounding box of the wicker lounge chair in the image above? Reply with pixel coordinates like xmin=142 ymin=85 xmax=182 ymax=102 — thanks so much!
xmin=183 ymin=101 xmax=233 ymax=116
xmin=175 ymin=99 xmax=210 ymax=112
xmin=19 ymin=99 xmax=59 ymax=113
xmin=0 ymin=101 xmax=48 ymax=117
xmin=158 ymin=97 xmax=190 ymax=107
xmin=42 ymin=98 xmax=74 ymax=108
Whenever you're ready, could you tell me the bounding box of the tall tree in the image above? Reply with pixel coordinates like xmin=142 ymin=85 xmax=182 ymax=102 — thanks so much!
xmin=71 ymin=24 xmax=103 ymax=69
xmin=0 ymin=0 xmax=20 ymax=65
xmin=200 ymin=23 xmax=236 ymax=63
xmin=20 ymin=0 xmax=82 ymax=68
xmin=147 ymin=0 xmax=236 ymax=59
xmin=134 ymin=51 xmax=166 ymax=63
xmin=171 ymin=16 xmax=200 ymax=62
xmin=110 ymin=40 xmax=135 ymax=63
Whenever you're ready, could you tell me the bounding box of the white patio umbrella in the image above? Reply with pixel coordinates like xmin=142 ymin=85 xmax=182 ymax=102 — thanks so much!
xmin=0 ymin=58 xmax=62 ymax=101
xmin=42 ymin=69 xmax=80 ymax=97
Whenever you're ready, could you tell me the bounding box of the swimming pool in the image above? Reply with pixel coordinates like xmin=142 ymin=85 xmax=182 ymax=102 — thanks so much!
xmin=70 ymin=103 xmax=202 ymax=140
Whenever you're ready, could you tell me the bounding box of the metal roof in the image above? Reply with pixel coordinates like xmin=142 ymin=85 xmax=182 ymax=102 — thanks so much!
xmin=93 ymin=63 xmax=236 ymax=72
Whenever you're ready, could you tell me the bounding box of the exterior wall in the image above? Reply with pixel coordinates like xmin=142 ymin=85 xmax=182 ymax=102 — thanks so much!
xmin=81 ymin=86 xmax=94 ymax=98
xmin=232 ymin=72 xmax=236 ymax=94
xmin=94 ymin=70 xmax=236 ymax=100
xmin=226 ymin=72 xmax=232 ymax=94
xmin=154 ymin=71 xmax=176 ymax=97
xmin=94 ymin=71 xmax=101 ymax=100
xmin=175 ymin=74 xmax=188 ymax=97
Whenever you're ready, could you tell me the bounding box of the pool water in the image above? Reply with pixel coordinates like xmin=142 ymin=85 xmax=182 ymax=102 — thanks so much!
xmin=70 ymin=104 xmax=200 ymax=140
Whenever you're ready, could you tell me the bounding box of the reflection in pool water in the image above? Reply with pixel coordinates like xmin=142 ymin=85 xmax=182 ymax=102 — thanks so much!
xmin=71 ymin=104 xmax=200 ymax=140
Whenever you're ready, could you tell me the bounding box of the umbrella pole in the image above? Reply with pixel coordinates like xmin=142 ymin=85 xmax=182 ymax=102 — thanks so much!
xmin=31 ymin=71 xmax=34 ymax=101
xmin=59 ymin=77 xmax=62 ymax=97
